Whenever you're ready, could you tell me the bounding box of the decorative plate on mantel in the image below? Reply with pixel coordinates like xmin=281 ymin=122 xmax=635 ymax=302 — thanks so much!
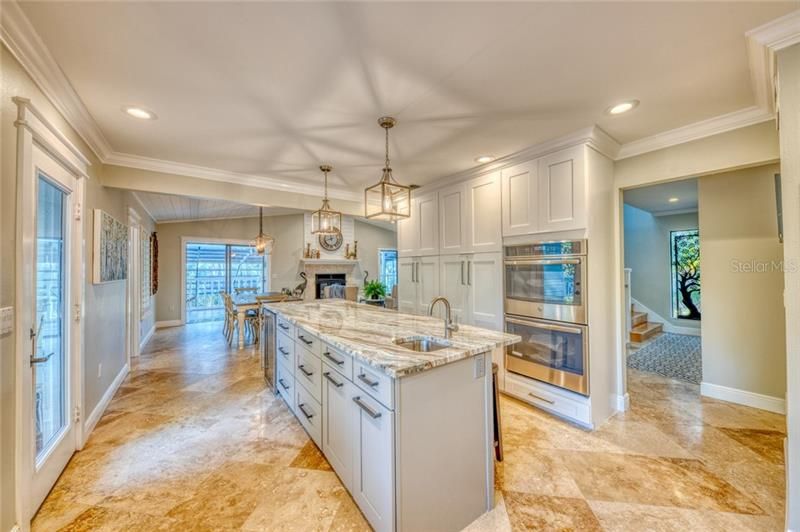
xmin=319 ymin=232 xmax=343 ymax=251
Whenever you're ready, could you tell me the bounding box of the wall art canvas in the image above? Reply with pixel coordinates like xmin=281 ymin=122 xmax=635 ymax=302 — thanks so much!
xmin=93 ymin=209 xmax=128 ymax=283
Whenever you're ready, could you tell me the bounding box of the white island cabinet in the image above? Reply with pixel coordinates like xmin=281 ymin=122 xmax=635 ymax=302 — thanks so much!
xmin=264 ymin=300 xmax=520 ymax=532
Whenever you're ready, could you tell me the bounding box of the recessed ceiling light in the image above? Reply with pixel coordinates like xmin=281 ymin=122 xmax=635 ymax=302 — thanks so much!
xmin=122 ymin=106 xmax=157 ymax=120
xmin=668 ymin=197 xmax=680 ymax=203
xmin=606 ymin=100 xmax=640 ymax=115
xmin=475 ymin=155 xmax=496 ymax=164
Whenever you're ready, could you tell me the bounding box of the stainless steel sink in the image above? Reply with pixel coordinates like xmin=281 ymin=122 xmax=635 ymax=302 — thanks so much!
xmin=393 ymin=336 xmax=451 ymax=352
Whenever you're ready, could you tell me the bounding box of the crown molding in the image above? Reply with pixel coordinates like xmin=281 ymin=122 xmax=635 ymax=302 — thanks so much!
xmin=104 ymin=152 xmax=362 ymax=202
xmin=616 ymin=106 xmax=775 ymax=160
xmin=745 ymin=10 xmax=800 ymax=113
xmin=0 ymin=0 xmax=112 ymax=160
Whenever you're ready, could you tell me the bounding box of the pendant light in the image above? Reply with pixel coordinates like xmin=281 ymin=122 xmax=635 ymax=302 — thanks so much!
xmin=254 ymin=207 xmax=274 ymax=255
xmin=311 ymin=164 xmax=342 ymax=235
xmin=364 ymin=116 xmax=411 ymax=220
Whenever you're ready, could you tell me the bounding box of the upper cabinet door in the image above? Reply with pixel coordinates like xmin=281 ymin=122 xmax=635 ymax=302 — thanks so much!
xmin=465 ymin=172 xmax=502 ymax=253
xmin=396 ymin=210 xmax=418 ymax=257
xmin=416 ymin=192 xmax=439 ymax=256
xmin=438 ymin=184 xmax=466 ymax=255
xmin=538 ymin=145 xmax=586 ymax=232
xmin=501 ymin=162 xmax=538 ymax=236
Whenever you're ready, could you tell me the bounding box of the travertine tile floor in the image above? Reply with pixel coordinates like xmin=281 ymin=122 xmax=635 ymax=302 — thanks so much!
xmin=33 ymin=322 xmax=786 ymax=531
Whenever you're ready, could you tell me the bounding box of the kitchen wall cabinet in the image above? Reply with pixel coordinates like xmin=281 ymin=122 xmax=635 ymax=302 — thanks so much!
xmin=501 ymin=161 xmax=538 ymax=236
xmin=438 ymin=172 xmax=501 ymax=255
xmin=438 ymin=252 xmax=502 ymax=330
xmin=397 ymin=191 xmax=439 ymax=257
xmin=537 ymin=144 xmax=586 ymax=232
xmin=397 ymin=255 xmax=440 ymax=316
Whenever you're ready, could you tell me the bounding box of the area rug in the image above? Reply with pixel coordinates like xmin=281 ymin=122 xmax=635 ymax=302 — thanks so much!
xmin=627 ymin=333 xmax=702 ymax=384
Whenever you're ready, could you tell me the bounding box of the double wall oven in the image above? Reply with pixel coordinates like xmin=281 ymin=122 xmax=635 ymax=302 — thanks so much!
xmin=504 ymin=239 xmax=590 ymax=396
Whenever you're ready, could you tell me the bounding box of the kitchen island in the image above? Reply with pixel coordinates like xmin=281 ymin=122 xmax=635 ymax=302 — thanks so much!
xmin=263 ymin=300 xmax=520 ymax=532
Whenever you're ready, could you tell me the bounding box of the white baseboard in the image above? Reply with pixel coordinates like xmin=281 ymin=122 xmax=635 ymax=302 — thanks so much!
xmin=616 ymin=393 xmax=630 ymax=412
xmin=139 ymin=324 xmax=155 ymax=349
xmin=630 ymin=298 xmax=701 ymax=336
xmin=10 ymin=525 xmax=21 ymax=532
xmin=156 ymin=319 xmax=182 ymax=329
xmin=82 ymin=363 xmax=129 ymax=446
xmin=700 ymin=382 xmax=785 ymax=414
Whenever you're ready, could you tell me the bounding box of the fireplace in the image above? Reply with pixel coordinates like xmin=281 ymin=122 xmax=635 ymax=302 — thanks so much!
xmin=315 ymin=273 xmax=347 ymax=299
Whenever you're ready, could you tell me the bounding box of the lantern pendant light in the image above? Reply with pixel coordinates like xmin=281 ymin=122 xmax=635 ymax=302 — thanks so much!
xmin=254 ymin=206 xmax=274 ymax=255
xmin=311 ymin=164 xmax=342 ymax=235
xmin=364 ymin=116 xmax=411 ymax=220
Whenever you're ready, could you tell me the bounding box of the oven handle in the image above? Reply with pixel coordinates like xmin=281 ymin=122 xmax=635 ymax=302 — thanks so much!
xmin=504 ymin=316 xmax=584 ymax=335
xmin=505 ymin=259 xmax=581 ymax=266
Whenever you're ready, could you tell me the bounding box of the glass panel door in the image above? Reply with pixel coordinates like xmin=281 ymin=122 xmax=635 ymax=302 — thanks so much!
xmin=230 ymin=245 xmax=266 ymax=294
xmin=34 ymin=176 xmax=67 ymax=461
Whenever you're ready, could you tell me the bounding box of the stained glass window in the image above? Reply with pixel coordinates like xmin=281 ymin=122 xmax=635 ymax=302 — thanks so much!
xmin=670 ymin=229 xmax=701 ymax=320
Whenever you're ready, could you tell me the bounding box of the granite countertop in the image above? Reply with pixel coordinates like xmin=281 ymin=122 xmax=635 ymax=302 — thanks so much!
xmin=264 ymin=299 xmax=521 ymax=378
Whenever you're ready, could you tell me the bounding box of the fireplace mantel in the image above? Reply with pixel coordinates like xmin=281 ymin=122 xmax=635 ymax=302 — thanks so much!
xmin=300 ymin=258 xmax=360 ymax=266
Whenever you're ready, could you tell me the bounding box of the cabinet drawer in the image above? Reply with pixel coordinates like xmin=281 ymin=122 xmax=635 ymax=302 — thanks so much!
xmin=321 ymin=343 xmax=353 ymax=380
xmin=277 ymin=317 xmax=295 ymax=337
xmin=277 ymin=331 xmax=295 ymax=368
xmin=276 ymin=359 xmax=295 ymax=414
xmin=296 ymin=329 xmax=321 ymax=355
xmin=504 ymin=372 xmax=591 ymax=427
xmin=295 ymin=381 xmax=322 ymax=448
xmin=296 ymin=345 xmax=322 ymax=403
xmin=353 ymin=360 xmax=394 ymax=410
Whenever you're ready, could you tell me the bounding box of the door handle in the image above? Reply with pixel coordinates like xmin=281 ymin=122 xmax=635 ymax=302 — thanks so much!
xmin=467 ymin=261 xmax=472 ymax=286
xmin=278 ymin=378 xmax=290 ymax=391
xmin=278 ymin=346 xmax=289 ymax=356
xmin=323 ymin=371 xmax=344 ymax=388
xmin=30 ymin=352 xmax=55 ymax=366
xmin=353 ymin=396 xmax=382 ymax=419
xmin=461 ymin=261 xmax=465 ymax=286
xmin=298 ymin=335 xmax=313 ymax=346
xmin=279 ymin=323 xmax=290 ymax=331
xmin=298 ymin=403 xmax=314 ymax=420
xmin=323 ymin=351 xmax=344 ymax=366
xmin=298 ymin=364 xmax=314 ymax=377
xmin=357 ymin=372 xmax=379 ymax=388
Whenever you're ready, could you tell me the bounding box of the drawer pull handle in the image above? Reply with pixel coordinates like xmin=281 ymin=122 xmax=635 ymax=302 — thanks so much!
xmin=278 ymin=378 xmax=290 ymax=391
xmin=299 ymin=335 xmax=313 ymax=345
xmin=357 ymin=373 xmax=379 ymax=388
xmin=528 ymin=392 xmax=555 ymax=405
xmin=298 ymin=403 xmax=314 ymax=420
xmin=298 ymin=364 xmax=314 ymax=377
xmin=278 ymin=346 xmax=289 ymax=356
xmin=279 ymin=323 xmax=290 ymax=331
xmin=353 ymin=396 xmax=382 ymax=419
xmin=323 ymin=351 xmax=344 ymax=366
xmin=323 ymin=371 xmax=343 ymax=388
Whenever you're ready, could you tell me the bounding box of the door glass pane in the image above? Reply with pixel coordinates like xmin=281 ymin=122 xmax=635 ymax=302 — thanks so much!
xmin=185 ymin=243 xmax=227 ymax=323
xmin=379 ymin=249 xmax=398 ymax=293
xmin=230 ymin=245 xmax=265 ymax=294
xmin=506 ymin=320 xmax=586 ymax=376
xmin=35 ymin=176 xmax=67 ymax=459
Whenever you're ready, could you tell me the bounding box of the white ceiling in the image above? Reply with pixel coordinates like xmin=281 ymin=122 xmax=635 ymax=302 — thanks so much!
xmin=18 ymin=2 xmax=796 ymax=192
xmin=624 ymin=178 xmax=698 ymax=215
xmin=133 ymin=191 xmax=302 ymax=223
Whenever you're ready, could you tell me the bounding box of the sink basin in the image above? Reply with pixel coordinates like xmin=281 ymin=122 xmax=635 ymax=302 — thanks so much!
xmin=393 ymin=336 xmax=451 ymax=352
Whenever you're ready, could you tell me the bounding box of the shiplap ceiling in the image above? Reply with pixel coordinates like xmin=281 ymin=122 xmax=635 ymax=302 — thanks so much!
xmin=624 ymin=178 xmax=698 ymax=216
xmin=133 ymin=191 xmax=302 ymax=223
xmin=18 ymin=2 xmax=797 ymax=192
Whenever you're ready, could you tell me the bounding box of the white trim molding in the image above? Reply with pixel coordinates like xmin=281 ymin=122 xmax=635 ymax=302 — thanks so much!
xmin=746 ymin=10 xmax=800 ymax=113
xmin=1 ymin=1 xmax=112 ymax=160
xmin=140 ymin=324 xmax=155 ymax=351
xmin=617 ymin=106 xmax=775 ymax=160
xmin=701 ymin=382 xmax=786 ymax=415
xmin=156 ymin=320 xmax=182 ymax=329
xmin=81 ymin=363 xmax=129 ymax=448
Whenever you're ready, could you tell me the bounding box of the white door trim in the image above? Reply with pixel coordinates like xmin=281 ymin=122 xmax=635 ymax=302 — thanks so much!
xmin=14 ymin=98 xmax=89 ymax=529
xmin=126 ymin=208 xmax=142 ymax=364
xmin=179 ymin=236 xmax=259 ymax=325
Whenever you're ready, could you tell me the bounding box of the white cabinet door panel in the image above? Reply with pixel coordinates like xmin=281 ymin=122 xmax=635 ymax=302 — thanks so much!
xmin=353 ymin=392 xmax=395 ymax=532
xmin=538 ymin=145 xmax=585 ymax=232
xmin=397 ymin=257 xmax=416 ymax=314
xmin=396 ymin=215 xmax=417 ymax=257
xmin=416 ymin=256 xmax=440 ymax=317
xmin=438 ymin=184 xmax=465 ymax=255
xmin=416 ymin=192 xmax=439 ymax=256
xmin=322 ymin=363 xmax=356 ymax=492
xmin=439 ymin=254 xmax=468 ymax=324
xmin=501 ymin=162 xmax=538 ymax=236
xmin=467 ymin=252 xmax=503 ymax=331
xmin=466 ymin=172 xmax=502 ymax=253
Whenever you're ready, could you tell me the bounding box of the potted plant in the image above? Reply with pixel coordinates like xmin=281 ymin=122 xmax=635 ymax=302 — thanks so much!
xmin=363 ymin=279 xmax=387 ymax=300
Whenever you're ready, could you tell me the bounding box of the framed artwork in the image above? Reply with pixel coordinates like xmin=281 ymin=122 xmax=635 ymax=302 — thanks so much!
xmin=92 ymin=209 xmax=128 ymax=284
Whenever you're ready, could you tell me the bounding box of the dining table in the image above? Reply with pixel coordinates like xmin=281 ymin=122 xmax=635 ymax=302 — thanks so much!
xmin=231 ymin=292 xmax=301 ymax=349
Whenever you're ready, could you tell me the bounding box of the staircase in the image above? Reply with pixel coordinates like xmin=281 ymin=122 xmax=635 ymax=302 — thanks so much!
xmin=630 ymin=306 xmax=663 ymax=343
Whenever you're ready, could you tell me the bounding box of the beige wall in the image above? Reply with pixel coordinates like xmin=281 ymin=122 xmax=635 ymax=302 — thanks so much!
xmin=623 ymin=205 xmax=700 ymax=330
xmin=698 ymin=163 xmax=785 ymax=399
xmin=155 ymin=215 xmax=396 ymax=322
xmin=355 ymin=220 xmax=397 ymax=286
xmin=1 ymin=43 xmax=155 ymax=530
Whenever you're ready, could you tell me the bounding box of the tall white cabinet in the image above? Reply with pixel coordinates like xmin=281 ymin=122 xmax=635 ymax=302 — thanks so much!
xmin=438 ymin=252 xmax=503 ymax=330
xmin=397 ymin=256 xmax=440 ymax=316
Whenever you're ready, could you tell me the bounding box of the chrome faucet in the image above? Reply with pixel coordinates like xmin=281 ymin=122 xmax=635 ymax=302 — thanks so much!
xmin=428 ymin=297 xmax=459 ymax=339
